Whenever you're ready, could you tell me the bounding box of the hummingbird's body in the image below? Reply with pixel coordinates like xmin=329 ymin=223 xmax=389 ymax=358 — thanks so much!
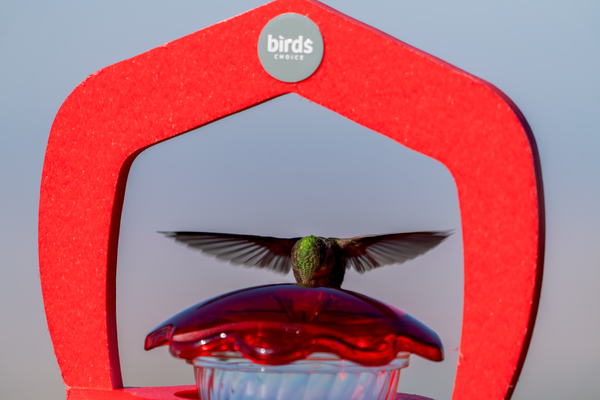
xmin=292 ymin=236 xmax=344 ymax=288
xmin=160 ymin=230 xmax=451 ymax=288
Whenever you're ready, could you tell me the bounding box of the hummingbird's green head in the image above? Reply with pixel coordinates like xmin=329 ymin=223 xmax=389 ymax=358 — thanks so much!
xmin=292 ymin=236 xmax=326 ymax=286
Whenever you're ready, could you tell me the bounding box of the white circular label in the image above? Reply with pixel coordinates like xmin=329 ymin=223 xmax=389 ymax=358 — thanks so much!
xmin=257 ymin=13 xmax=324 ymax=83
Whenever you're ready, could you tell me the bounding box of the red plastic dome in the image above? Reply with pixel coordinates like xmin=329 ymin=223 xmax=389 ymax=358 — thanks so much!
xmin=145 ymin=284 xmax=443 ymax=366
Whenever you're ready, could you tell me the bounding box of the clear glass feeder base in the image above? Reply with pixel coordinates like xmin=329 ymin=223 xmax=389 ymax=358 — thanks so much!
xmin=193 ymin=352 xmax=410 ymax=400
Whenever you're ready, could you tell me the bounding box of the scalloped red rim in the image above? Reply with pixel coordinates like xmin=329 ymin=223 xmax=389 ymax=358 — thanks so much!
xmin=145 ymin=284 xmax=444 ymax=366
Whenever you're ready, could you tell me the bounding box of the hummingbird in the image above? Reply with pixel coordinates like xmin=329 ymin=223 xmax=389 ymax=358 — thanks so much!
xmin=160 ymin=230 xmax=451 ymax=288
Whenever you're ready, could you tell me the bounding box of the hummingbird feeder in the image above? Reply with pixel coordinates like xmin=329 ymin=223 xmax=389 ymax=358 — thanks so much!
xmin=38 ymin=0 xmax=545 ymax=399
xmin=145 ymin=284 xmax=443 ymax=400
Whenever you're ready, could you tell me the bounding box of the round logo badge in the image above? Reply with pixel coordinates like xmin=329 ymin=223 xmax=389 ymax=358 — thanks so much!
xmin=257 ymin=13 xmax=324 ymax=83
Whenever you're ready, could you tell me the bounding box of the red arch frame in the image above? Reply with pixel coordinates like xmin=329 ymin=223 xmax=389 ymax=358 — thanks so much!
xmin=39 ymin=1 xmax=544 ymax=399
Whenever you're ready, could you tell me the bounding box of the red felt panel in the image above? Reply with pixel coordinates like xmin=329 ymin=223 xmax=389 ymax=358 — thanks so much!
xmin=39 ymin=0 xmax=544 ymax=399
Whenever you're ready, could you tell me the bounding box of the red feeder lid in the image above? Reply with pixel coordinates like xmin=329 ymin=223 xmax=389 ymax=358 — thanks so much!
xmin=145 ymin=284 xmax=443 ymax=366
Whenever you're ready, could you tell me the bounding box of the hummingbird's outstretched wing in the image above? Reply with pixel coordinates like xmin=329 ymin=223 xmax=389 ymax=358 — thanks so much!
xmin=159 ymin=231 xmax=301 ymax=274
xmin=337 ymin=231 xmax=452 ymax=273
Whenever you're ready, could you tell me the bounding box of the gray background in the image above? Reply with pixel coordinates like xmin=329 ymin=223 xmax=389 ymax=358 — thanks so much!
xmin=1 ymin=1 xmax=598 ymax=399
